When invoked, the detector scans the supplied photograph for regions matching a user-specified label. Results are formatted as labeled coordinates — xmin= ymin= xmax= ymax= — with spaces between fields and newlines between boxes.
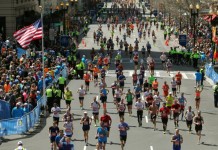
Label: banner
xmin=60 ymin=35 xmax=70 ymax=47
xmin=179 ymin=34 xmax=187 ymax=47
xmin=0 ymin=100 xmax=11 ymax=120
xmin=17 ymin=47 xmax=26 ymax=58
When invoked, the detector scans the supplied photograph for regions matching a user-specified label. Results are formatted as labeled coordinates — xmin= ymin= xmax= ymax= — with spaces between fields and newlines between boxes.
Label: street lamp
xmin=190 ymin=3 xmax=200 ymax=47
xmin=60 ymin=1 xmax=69 ymax=35
xmin=177 ymin=0 xmax=182 ymax=33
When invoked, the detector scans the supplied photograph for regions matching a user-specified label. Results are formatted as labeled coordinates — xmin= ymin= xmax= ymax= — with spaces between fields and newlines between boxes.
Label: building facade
xmin=0 ymin=0 xmax=38 ymax=39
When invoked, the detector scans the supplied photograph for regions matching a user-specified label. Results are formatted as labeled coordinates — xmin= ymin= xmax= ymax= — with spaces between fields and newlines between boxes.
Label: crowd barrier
xmin=0 ymin=66 xmax=68 ymax=137
xmin=0 ymin=100 xmax=11 ymax=120
xmin=205 ymin=63 xmax=218 ymax=84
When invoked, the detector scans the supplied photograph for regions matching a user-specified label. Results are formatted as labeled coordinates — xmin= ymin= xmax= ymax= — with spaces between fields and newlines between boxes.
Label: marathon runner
xmin=125 ymin=89 xmax=134 ymax=116
xmin=90 ymin=96 xmax=101 ymax=127
xmin=100 ymin=110 xmax=112 ymax=137
xmin=63 ymin=116 xmax=73 ymax=138
xmin=185 ymin=106 xmax=195 ymax=133
xmin=135 ymin=98 xmax=144 ymax=127
xmin=175 ymin=71 xmax=182 ymax=93
xmin=171 ymin=100 xmax=181 ymax=128
xmin=96 ymin=123 xmax=108 ymax=150
xmin=80 ymin=111 xmax=92 ymax=146
xmin=148 ymin=101 xmax=158 ymax=130
xmin=49 ymin=121 xmax=59 ymax=150
xmin=171 ymin=129 xmax=183 ymax=150
xmin=117 ymin=98 xmax=126 ymax=120
xmin=178 ymin=93 xmax=187 ymax=120
xmin=77 ymin=85 xmax=86 ymax=110
xmin=159 ymin=102 xmax=170 ymax=134
xmin=194 ymin=111 xmax=204 ymax=144
xmin=118 ymin=118 xmax=129 ymax=150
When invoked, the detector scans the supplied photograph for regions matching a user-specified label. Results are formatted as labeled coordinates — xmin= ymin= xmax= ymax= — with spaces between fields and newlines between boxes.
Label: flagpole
xmin=39 ymin=1 xmax=46 ymax=117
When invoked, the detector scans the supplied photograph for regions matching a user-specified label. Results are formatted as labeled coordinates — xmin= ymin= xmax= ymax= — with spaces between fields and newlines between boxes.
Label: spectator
xmin=12 ymin=102 xmax=24 ymax=118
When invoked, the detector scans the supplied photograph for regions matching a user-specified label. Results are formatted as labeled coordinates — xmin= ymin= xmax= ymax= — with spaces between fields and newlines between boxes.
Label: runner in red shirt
xmin=171 ymin=100 xmax=181 ymax=128
xmin=162 ymin=81 xmax=169 ymax=98
xmin=100 ymin=110 xmax=112 ymax=137
xmin=159 ymin=102 xmax=170 ymax=134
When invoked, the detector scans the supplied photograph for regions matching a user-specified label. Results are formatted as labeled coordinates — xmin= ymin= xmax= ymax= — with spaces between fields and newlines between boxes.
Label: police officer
xmin=192 ymin=51 xmax=200 ymax=68
xmin=55 ymin=86 xmax=62 ymax=108
xmin=213 ymin=82 xmax=218 ymax=107
xmin=15 ymin=141 xmax=27 ymax=150
xmin=57 ymin=74 xmax=66 ymax=98
xmin=46 ymin=86 xmax=54 ymax=113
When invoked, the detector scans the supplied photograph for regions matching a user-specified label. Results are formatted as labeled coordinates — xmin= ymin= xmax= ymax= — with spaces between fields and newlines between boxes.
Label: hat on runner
xmin=169 ymin=92 xmax=172 ymax=94
xmin=17 ymin=141 xmax=23 ymax=145
xmin=84 ymin=111 xmax=87 ymax=114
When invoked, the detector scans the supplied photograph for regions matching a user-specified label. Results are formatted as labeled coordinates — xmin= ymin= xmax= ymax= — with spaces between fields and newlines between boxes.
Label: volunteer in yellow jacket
xmin=64 ymin=87 xmax=73 ymax=109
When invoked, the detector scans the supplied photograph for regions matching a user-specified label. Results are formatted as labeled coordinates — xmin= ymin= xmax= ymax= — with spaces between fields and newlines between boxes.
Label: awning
xmin=203 ymin=14 xmax=218 ymax=22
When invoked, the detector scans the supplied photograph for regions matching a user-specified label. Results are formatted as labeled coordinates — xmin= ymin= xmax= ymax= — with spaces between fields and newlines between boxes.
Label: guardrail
xmin=0 ymin=66 xmax=68 ymax=137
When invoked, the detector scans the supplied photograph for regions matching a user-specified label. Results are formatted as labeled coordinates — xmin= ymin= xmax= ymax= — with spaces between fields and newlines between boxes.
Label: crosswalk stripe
xmin=156 ymin=71 xmax=160 ymax=77
xmin=182 ymin=73 xmax=188 ymax=79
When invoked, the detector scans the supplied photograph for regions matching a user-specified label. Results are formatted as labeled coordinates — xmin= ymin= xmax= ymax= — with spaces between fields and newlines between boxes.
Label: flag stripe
xmin=13 ymin=19 xmax=42 ymax=48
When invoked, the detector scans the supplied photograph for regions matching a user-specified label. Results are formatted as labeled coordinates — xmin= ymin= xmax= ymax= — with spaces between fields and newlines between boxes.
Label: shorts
xmin=173 ymin=145 xmax=181 ymax=150
xmin=93 ymin=112 xmax=99 ymax=116
xmin=53 ymin=117 xmax=59 ymax=123
xmin=173 ymin=112 xmax=180 ymax=119
xmin=119 ymin=82 xmax=124 ymax=87
xmin=120 ymin=135 xmax=127 ymax=141
xmin=127 ymin=101 xmax=133 ymax=106
xmin=176 ymin=81 xmax=181 ymax=85
xmin=195 ymin=125 xmax=202 ymax=132
xmin=150 ymin=66 xmax=154 ymax=70
xmin=65 ymin=100 xmax=72 ymax=105
xmin=82 ymin=125 xmax=90 ymax=131
xmin=150 ymin=114 xmax=157 ymax=120
xmin=50 ymin=136 xmax=56 ymax=143
xmin=142 ymin=52 xmax=145 ymax=55
xmin=94 ymin=75 xmax=98 ymax=79
xmin=147 ymin=103 xmax=152 ymax=108
xmin=195 ymin=98 xmax=200 ymax=102
xmin=119 ymin=111 xmax=125 ymax=117
xmin=79 ymin=97 xmax=84 ymax=101
xmin=161 ymin=117 xmax=168 ymax=124
xmin=153 ymin=88 xmax=158 ymax=92
xmin=100 ymin=96 xmax=107 ymax=103
xmin=186 ymin=120 xmax=192 ymax=126
xmin=65 ymin=134 xmax=73 ymax=138
xmin=129 ymin=52 xmax=133 ymax=55
xmin=85 ymin=81 xmax=90 ymax=86
xmin=135 ymin=93 xmax=140 ymax=99
xmin=98 ymin=139 xmax=107 ymax=144
xmin=167 ymin=106 xmax=172 ymax=110
xmin=116 ymin=97 xmax=121 ymax=103
xmin=134 ymin=61 xmax=138 ymax=65
xmin=172 ymin=88 xmax=176 ymax=92
xmin=161 ymin=61 xmax=165 ymax=64
xmin=180 ymin=105 xmax=185 ymax=110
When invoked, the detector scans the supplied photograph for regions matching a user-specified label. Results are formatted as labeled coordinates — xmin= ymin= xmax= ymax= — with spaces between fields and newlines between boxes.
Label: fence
xmin=0 ymin=65 xmax=68 ymax=137
xmin=205 ymin=63 xmax=218 ymax=84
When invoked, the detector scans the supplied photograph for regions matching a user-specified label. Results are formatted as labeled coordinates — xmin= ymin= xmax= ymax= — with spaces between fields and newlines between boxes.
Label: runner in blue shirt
xmin=195 ymin=70 xmax=202 ymax=87
xmin=118 ymin=72 xmax=126 ymax=91
xmin=96 ymin=123 xmax=108 ymax=150
xmin=118 ymin=118 xmax=129 ymax=150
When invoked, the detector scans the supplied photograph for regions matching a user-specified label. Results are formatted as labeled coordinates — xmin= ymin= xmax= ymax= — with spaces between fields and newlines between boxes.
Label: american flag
xmin=13 ymin=19 xmax=42 ymax=48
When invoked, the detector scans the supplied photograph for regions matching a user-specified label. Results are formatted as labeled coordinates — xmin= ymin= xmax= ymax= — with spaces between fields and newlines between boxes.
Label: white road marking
xmin=96 ymin=96 xmax=99 ymax=101
xmin=170 ymin=73 xmax=174 ymax=77
xmin=150 ymin=146 xmax=154 ymax=150
xmin=145 ymin=116 xmax=148 ymax=123
xmin=129 ymin=70 xmax=134 ymax=77
xmin=182 ymin=73 xmax=188 ymax=79
xmin=156 ymin=71 xmax=160 ymax=77
xmin=141 ymin=95 xmax=144 ymax=101
xmin=83 ymin=146 xmax=87 ymax=150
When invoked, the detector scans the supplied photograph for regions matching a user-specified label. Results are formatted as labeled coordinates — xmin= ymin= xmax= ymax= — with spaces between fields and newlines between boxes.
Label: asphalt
xmin=1 ymin=2 xmax=218 ymax=150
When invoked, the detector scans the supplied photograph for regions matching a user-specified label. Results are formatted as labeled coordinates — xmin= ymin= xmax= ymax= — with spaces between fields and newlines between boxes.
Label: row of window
xmin=16 ymin=0 xmax=35 ymax=4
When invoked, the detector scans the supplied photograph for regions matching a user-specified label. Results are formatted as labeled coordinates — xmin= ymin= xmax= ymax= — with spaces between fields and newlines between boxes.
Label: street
xmin=1 ymin=2 xmax=218 ymax=150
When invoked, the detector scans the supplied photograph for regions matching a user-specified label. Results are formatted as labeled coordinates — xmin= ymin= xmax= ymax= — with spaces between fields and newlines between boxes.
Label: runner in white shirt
xmin=160 ymin=52 xmax=167 ymax=69
xmin=51 ymin=103 xmax=61 ymax=126
xmin=117 ymin=99 xmax=126 ymax=120
xmin=77 ymin=85 xmax=86 ymax=110
xmin=185 ymin=106 xmax=195 ymax=133
xmin=153 ymin=91 xmax=163 ymax=109
xmin=135 ymin=98 xmax=144 ymax=127
xmin=171 ymin=77 xmax=177 ymax=97
xmin=114 ymin=86 xmax=123 ymax=106
xmin=90 ymin=96 xmax=101 ymax=127
xmin=63 ymin=116 xmax=74 ymax=138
